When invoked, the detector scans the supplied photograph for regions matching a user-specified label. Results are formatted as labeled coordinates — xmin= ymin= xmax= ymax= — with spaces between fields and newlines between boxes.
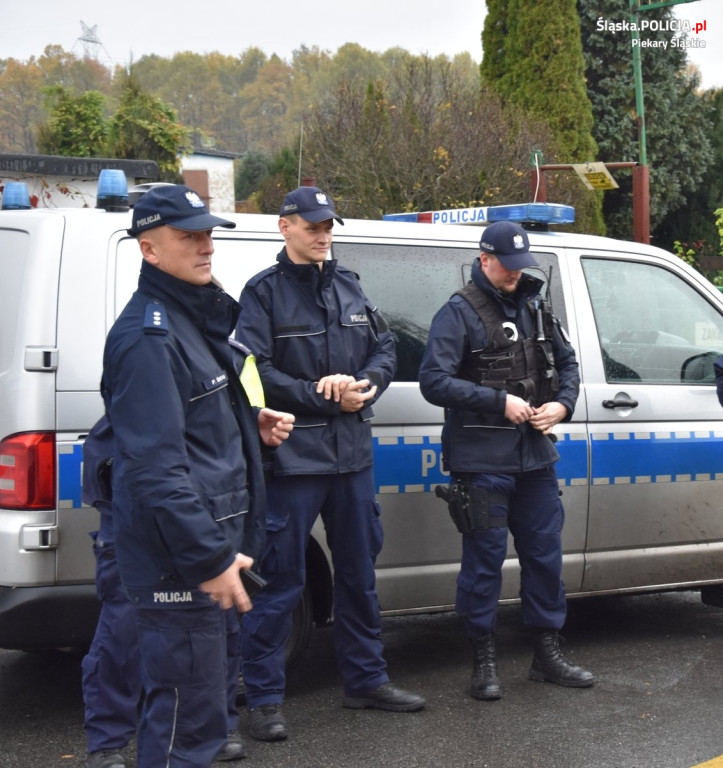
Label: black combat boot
xmin=470 ymin=632 xmax=502 ymax=700
xmin=529 ymin=630 xmax=594 ymax=688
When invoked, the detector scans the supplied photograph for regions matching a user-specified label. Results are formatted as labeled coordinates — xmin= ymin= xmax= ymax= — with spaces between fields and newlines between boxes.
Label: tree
xmin=299 ymin=56 xmax=555 ymax=219
xmin=235 ymin=149 xmax=270 ymax=200
xmin=130 ymin=52 xmax=233 ymax=151
xmin=105 ymin=70 xmax=189 ymax=179
xmin=238 ymin=55 xmax=296 ymax=156
xmin=252 ymin=146 xmax=300 ymax=214
xmin=656 ymin=87 xmax=723 ymax=265
xmin=482 ymin=0 xmax=604 ymax=234
xmin=578 ymin=0 xmax=713 ymax=243
xmin=0 ymin=57 xmax=45 ymax=152
xmin=36 ymin=85 xmax=108 ymax=156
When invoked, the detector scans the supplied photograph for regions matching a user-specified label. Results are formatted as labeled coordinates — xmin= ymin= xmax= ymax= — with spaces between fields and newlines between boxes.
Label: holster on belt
xmin=434 ymin=481 xmax=508 ymax=534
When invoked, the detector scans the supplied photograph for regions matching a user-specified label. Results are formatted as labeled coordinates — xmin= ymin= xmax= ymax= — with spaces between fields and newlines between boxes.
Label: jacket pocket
xmin=293 ymin=414 xmax=330 ymax=429
xmin=458 ymin=408 xmax=513 ymax=431
xmin=206 ymin=488 xmax=248 ymax=522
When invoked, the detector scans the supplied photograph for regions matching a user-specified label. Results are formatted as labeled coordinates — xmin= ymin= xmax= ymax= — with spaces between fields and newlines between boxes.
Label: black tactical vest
xmin=455 ymin=283 xmax=559 ymax=407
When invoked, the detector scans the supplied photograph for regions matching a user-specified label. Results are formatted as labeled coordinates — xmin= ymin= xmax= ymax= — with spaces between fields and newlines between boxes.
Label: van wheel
xmin=286 ymin=583 xmax=314 ymax=672
xmin=236 ymin=584 xmax=314 ymax=704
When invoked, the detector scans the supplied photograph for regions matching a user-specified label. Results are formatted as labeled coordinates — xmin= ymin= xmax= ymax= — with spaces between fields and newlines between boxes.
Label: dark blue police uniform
xmin=81 ymin=416 xmax=140 ymax=757
xmin=81 ymin=506 xmax=140 ymax=755
xmin=102 ymin=259 xmax=265 ymax=767
xmin=419 ymin=257 xmax=580 ymax=637
xmin=237 ymin=248 xmax=397 ymax=706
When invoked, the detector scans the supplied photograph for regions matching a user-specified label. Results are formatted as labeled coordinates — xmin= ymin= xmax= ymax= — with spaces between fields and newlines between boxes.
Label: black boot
xmin=529 ymin=630 xmax=594 ymax=688
xmin=470 ymin=632 xmax=502 ymax=700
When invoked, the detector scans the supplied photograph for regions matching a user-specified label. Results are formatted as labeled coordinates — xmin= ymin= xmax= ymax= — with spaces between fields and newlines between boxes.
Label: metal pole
xmin=297 ymin=124 xmax=304 ymax=188
xmin=629 ymin=0 xmax=647 ymax=167
xmin=628 ymin=0 xmax=701 ymax=242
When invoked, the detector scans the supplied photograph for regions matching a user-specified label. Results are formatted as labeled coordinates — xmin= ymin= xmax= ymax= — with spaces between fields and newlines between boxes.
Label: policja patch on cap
xmin=479 ymin=220 xmax=539 ymax=271
xmin=127 ymin=184 xmax=236 ymax=236
xmin=279 ymin=186 xmax=344 ymax=225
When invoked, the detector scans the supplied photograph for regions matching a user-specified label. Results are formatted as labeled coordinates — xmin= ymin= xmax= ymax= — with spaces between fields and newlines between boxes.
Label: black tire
xmin=285 ymin=583 xmax=314 ymax=672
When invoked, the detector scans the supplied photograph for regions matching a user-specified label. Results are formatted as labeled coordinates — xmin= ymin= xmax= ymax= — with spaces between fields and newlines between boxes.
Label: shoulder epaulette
xmin=143 ymin=302 xmax=169 ymax=335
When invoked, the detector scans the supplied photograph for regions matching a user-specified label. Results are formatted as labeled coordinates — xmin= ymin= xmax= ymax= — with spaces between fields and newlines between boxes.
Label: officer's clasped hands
xmin=504 ymin=393 xmax=534 ymax=424
xmin=529 ymin=401 xmax=567 ymax=435
xmin=317 ymin=375 xmax=377 ymax=412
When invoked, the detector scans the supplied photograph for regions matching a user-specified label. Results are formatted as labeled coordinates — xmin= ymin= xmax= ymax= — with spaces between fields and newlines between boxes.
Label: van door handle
xmin=602 ymin=392 xmax=639 ymax=409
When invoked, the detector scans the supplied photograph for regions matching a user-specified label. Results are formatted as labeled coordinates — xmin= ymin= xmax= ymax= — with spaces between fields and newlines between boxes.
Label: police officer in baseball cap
xmin=99 ymin=183 xmax=294 ymax=768
xmin=420 ymin=217 xmax=592 ymax=703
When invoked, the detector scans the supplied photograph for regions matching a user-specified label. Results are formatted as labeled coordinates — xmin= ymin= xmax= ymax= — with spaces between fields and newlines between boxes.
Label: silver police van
xmin=2 ymin=180 xmax=723 ymax=665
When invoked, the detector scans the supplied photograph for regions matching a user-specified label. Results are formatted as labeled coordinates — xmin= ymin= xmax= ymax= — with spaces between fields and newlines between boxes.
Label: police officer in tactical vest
xmin=419 ymin=220 xmax=593 ymax=701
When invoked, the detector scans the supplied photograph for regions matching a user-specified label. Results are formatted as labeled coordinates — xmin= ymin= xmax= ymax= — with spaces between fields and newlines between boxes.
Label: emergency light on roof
xmin=382 ymin=202 xmax=574 ymax=227
xmin=1 ymin=181 xmax=31 ymax=210
xmin=96 ymin=169 xmax=129 ymax=212
xmin=487 ymin=203 xmax=575 ymax=225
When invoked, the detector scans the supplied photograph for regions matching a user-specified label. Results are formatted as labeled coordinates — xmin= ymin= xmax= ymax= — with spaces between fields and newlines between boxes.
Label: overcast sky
xmin=0 ymin=0 xmax=720 ymax=89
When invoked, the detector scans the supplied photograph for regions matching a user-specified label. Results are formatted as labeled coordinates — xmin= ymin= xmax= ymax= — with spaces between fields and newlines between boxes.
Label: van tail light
xmin=0 ymin=432 xmax=56 ymax=510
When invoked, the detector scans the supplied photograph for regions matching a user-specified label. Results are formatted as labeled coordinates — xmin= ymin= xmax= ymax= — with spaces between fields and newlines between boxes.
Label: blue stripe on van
xmin=58 ymin=443 xmax=83 ymax=508
xmin=371 ymin=430 xmax=723 ymax=494
xmin=590 ymin=430 xmax=723 ymax=484
xmin=372 ymin=433 xmax=588 ymax=493
xmin=58 ymin=430 xmax=723 ymax=504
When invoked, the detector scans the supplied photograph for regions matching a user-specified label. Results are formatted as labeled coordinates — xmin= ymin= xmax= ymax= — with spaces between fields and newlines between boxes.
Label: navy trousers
xmin=455 ymin=466 xmax=567 ymax=639
xmin=241 ymin=468 xmax=388 ymax=707
xmin=134 ymin=601 xmax=238 ymax=768
xmin=81 ymin=530 xmax=140 ymax=753
xmin=81 ymin=515 xmax=241 ymax=765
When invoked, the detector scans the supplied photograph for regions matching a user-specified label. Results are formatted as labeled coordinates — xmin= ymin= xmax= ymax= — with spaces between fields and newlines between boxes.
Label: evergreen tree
xmin=578 ymin=0 xmax=713 ymax=244
xmin=482 ymin=0 xmax=604 ymax=234
xmin=236 ymin=149 xmax=270 ymax=201
xmin=36 ymin=85 xmax=108 ymax=157
xmin=105 ymin=70 xmax=189 ymax=179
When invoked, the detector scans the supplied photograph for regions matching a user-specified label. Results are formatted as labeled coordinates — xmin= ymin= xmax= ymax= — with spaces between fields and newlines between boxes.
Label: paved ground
xmin=1 ymin=590 xmax=722 ymax=768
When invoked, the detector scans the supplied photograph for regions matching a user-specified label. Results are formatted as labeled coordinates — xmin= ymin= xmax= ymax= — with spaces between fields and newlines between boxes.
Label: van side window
xmin=333 ymin=243 xmax=474 ymax=381
xmin=582 ymin=257 xmax=723 ymax=384
xmin=333 ymin=244 xmax=566 ymax=382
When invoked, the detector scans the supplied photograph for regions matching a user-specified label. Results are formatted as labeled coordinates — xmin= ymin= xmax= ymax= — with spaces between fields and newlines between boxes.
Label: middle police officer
xmin=419 ymin=220 xmax=594 ymax=701
xmin=237 ymin=186 xmax=425 ymax=744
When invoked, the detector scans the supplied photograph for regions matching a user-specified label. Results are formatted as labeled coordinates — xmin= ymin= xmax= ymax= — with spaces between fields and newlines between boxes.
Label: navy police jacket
xmin=101 ymin=260 xmax=266 ymax=595
xmin=237 ymin=249 xmax=396 ymax=475
xmin=419 ymin=258 xmax=580 ymax=474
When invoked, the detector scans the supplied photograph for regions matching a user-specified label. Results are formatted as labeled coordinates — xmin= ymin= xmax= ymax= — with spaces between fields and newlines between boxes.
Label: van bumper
xmin=0 ymin=585 xmax=99 ymax=652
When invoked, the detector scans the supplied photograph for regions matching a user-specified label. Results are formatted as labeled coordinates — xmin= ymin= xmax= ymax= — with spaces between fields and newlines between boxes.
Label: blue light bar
xmin=96 ymin=169 xmax=129 ymax=211
xmin=486 ymin=203 xmax=575 ymax=225
xmin=382 ymin=212 xmax=422 ymax=223
xmin=1 ymin=181 xmax=31 ymax=210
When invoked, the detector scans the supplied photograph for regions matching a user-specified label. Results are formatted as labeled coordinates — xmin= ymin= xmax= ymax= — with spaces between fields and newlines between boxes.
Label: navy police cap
xmin=128 ymin=184 xmax=235 ymax=236
xmin=479 ymin=220 xmax=539 ymax=271
xmin=279 ymin=186 xmax=344 ymax=225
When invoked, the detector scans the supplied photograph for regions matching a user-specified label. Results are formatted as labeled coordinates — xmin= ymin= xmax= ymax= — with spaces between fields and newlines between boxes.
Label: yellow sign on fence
xmin=572 ymin=162 xmax=619 ymax=191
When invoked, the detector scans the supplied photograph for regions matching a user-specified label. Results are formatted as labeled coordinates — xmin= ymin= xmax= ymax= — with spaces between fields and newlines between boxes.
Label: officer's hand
xmin=504 ymin=394 xmax=534 ymax=425
xmin=258 ymin=408 xmax=295 ymax=447
xmin=316 ymin=374 xmax=356 ymax=402
xmin=529 ymin=401 xmax=567 ymax=434
xmin=199 ymin=553 xmax=255 ymax=612
xmin=340 ymin=379 xmax=377 ymax=413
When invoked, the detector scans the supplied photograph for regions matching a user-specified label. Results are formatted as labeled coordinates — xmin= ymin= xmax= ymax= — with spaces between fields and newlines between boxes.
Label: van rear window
xmin=0 ymin=230 xmax=29 ymax=375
